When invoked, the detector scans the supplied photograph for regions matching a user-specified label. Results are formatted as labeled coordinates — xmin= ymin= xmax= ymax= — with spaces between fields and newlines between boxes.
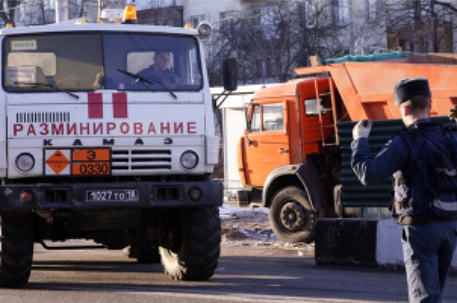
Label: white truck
xmin=0 ymin=6 xmax=233 ymax=287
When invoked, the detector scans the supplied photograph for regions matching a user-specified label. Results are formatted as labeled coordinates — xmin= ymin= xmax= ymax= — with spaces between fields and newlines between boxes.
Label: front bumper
xmin=0 ymin=180 xmax=223 ymax=210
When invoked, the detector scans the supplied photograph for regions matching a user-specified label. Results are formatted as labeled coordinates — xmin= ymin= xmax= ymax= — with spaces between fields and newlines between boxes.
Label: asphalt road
xmin=0 ymin=241 xmax=455 ymax=303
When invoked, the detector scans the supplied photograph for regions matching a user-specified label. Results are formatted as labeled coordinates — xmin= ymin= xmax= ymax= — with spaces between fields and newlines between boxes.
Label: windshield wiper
xmin=14 ymin=82 xmax=79 ymax=99
xmin=117 ymin=69 xmax=177 ymax=99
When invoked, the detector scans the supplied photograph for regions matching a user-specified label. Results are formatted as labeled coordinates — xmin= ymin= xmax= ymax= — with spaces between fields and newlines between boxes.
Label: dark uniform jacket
xmin=351 ymin=118 xmax=457 ymax=223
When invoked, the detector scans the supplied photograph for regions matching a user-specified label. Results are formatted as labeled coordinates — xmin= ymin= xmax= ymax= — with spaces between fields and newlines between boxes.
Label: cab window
xmin=305 ymin=93 xmax=330 ymax=116
xmin=263 ymin=104 xmax=284 ymax=131
xmin=249 ymin=103 xmax=284 ymax=132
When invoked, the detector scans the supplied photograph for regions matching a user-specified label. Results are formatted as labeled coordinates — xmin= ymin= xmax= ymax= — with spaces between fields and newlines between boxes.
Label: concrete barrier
xmin=315 ymin=218 xmax=457 ymax=271
xmin=315 ymin=219 xmax=378 ymax=266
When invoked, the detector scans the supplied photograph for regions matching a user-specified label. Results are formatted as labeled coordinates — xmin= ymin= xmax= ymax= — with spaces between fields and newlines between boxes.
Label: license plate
xmin=86 ymin=189 xmax=139 ymax=202
xmin=72 ymin=148 xmax=111 ymax=176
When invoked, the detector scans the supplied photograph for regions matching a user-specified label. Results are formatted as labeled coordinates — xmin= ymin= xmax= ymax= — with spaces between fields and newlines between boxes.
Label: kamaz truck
xmin=0 ymin=6 xmax=232 ymax=287
xmin=237 ymin=52 xmax=457 ymax=244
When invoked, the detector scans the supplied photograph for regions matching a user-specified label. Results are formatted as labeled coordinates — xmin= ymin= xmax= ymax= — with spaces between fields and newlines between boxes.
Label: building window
xmin=250 ymin=6 xmax=279 ymax=40
xmin=333 ymin=0 xmax=349 ymax=25
xmin=190 ymin=15 xmax=205 ymax=28
xmin=219 ymin=11 xmax=237 ymax=34
xmin=305 ymin=2 xmax=317 ymax=28
xmin=298 ymin=2 xmax=318 ymax=28
xmin=252 ymin=7 xmax=262 ymax=27
xmin=252 ymin=6 xmax=277 ymax=27
xmin=367 ymin=0 xmax=377 ymax=21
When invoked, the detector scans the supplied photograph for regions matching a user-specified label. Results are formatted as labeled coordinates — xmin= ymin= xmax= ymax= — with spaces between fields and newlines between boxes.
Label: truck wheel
xmin=0 ymin=212 xmax=35 ymax=288
xmin=269 ymin=186 xmax=317 ymax=243
xmin=158 ymin=206 xmax=220 ymax=281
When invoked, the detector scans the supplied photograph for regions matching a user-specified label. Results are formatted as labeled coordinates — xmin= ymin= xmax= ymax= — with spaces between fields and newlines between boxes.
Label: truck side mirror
xmin=223 ymin=58 xmax=238 ymax=91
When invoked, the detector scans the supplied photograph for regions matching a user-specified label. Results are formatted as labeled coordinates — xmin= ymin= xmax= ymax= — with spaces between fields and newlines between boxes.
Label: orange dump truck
xmin=237 ymin=53 xmax=457 ymax=243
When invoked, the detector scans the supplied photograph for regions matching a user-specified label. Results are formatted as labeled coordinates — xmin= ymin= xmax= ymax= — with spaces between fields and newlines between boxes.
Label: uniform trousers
xmin=402 ymin=220 xmax=457 ymax=303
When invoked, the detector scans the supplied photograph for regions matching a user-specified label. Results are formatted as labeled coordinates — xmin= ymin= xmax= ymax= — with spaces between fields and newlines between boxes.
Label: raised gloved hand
xmin=449 ymin=105 xmax=457 ymax=122
xmin=352 ymin=119 xmax=373 ymax=140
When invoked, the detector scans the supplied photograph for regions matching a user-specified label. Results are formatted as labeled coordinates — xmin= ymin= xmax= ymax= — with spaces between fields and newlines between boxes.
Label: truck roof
xmin=0 ymin=22 xmax=199 ymax=36
xmin=250 ymin=79 xmax=302 ymax=102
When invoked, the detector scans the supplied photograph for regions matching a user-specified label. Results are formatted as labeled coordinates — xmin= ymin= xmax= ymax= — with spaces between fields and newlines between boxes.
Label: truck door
xmin=242 ymin=101 xmax=290 ymax=187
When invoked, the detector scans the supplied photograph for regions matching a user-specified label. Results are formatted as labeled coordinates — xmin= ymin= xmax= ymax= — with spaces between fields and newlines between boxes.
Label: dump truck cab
xmin=238 ymin=78 xmax=336 ymax=188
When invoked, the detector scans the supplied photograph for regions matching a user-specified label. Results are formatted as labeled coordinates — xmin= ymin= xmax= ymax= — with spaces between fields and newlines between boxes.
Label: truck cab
xmin=238 ymin=78 xmax=337 ymax=188
xmin=238 ymin=77 xmax=342 ymax=243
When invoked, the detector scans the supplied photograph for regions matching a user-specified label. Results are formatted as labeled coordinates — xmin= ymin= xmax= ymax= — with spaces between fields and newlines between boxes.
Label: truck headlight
xmin=180 ymin=150 xmax=198 ymax=170
xmin=16 ymin=153 xmax=35 ymax=172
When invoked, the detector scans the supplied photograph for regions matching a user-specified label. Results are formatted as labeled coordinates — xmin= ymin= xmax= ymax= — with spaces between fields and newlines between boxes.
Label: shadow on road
xmin=24 ymin=249 xmax=427 ymax=303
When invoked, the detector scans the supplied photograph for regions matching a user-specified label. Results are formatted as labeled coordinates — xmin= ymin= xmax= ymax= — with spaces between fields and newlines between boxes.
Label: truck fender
xmin=262 ymin=164 xmax=321 ymax=212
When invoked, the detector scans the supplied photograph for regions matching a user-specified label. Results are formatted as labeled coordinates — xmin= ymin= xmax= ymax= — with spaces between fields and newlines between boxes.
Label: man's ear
xmin=400 ymin=105 xmax=410 ymax=116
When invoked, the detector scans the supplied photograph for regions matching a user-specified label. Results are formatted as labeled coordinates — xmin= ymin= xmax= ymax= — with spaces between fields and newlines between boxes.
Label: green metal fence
xmin=338 ymin=116 xmax=454 ymax=210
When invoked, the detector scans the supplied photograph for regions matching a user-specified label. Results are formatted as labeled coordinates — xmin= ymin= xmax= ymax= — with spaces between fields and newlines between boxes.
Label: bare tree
xmin=206 ymin=0 xmax=352 ymax=87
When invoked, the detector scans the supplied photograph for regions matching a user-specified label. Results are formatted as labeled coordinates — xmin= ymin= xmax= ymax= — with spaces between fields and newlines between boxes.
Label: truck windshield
xmin=3 ymin=32 xmax=202 ymax=93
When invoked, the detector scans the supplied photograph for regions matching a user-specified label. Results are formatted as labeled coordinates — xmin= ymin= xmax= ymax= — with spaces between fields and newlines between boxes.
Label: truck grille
xmin=111 ymin=149 xmax=172 ymax=172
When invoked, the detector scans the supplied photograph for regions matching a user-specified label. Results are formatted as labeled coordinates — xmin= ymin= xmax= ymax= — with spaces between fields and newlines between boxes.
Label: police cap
xmin=394 ymin=77 xmax=431 ymax=106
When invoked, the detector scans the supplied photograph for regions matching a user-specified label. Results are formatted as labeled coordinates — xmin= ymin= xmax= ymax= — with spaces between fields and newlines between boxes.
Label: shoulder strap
xmin=417 ymin=122 xmax=457 ymax=167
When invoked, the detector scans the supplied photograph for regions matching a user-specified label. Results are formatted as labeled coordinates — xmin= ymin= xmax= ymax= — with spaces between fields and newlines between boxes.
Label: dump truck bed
xmin=294 ymin=53 xmax=457 ymax=121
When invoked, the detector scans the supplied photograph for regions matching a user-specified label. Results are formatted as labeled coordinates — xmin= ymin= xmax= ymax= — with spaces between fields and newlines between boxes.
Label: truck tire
xmin=0 ymin=212 xmax=34 ymax=288
xmin=158 ymin=206 xmax=220 ymax=281
xmin=269 ymin=186 xmax=317 ymax=243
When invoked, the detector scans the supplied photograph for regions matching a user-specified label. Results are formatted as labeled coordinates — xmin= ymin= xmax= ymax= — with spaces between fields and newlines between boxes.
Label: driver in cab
xmin=137 ymin=50 xmax=180 ymax=87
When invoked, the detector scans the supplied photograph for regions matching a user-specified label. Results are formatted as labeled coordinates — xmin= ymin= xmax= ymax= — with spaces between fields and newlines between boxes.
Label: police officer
xmin=351 ymin=77 xmax=457 ymax=303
